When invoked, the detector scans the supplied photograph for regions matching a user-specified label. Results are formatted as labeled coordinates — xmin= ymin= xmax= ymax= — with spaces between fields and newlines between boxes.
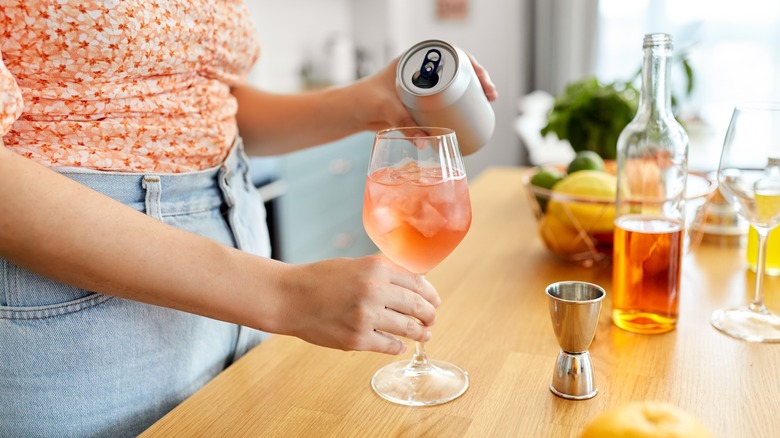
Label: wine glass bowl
xmin=363 ymin=127 xmax=472 ymax=406
xmin=712 ymin=104 xmax=780 ymax=342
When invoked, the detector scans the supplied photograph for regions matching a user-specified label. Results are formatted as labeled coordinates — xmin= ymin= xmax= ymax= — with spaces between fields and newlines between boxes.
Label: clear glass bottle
xmin=612 ymin=33 xmax=689 ymax=334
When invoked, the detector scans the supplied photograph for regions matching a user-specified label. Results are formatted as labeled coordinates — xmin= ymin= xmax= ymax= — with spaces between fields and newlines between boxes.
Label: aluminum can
xmin=396 ymin=39 xmax=495 ymax=156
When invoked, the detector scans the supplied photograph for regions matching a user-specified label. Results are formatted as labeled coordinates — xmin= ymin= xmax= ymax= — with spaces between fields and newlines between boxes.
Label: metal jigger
xmin=546 ymin=281 xmax=605 ymax=400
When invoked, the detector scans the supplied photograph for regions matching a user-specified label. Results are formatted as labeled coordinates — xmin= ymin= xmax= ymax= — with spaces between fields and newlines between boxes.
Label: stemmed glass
xmin=712 ymin=104 xmax=780 ymax=342
xmin=363 ymin=127 xmax=472 ymax=405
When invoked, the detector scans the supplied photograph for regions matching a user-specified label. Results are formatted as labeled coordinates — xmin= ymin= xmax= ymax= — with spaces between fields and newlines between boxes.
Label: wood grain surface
xmin=141 ymin=167 xmax=780 ymax=438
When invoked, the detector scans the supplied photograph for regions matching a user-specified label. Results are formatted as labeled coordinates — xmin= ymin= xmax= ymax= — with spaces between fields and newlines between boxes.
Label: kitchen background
xmin=240 ymin=0 xmax=780 ymax=263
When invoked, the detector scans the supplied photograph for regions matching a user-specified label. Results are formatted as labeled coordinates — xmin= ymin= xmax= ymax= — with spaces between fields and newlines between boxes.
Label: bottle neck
xmin=638 ymin=41 xmax=674 ymax=119
xmin=767 ymin=157 xmax=780 ymax=178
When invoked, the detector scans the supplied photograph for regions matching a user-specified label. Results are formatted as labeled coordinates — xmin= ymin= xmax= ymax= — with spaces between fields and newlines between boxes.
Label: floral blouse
xmin=0 ymin=0 xmax=259 ymax=172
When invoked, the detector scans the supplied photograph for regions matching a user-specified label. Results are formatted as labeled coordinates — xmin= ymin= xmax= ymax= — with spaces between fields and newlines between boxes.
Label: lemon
xmin=548 ymin=170 xmax=616 ymax=233
xmin=580 ymin=401 xmax=713 ymax=438
xmin=567 ymin=150 xmax=605 ymax=174
xmin=539 ymin=212 xmax=591 ymax=257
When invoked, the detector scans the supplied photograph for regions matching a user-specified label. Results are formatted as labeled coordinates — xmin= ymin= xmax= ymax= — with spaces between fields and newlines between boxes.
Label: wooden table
xmin=142 ymin=167 xmax=780 ymax=437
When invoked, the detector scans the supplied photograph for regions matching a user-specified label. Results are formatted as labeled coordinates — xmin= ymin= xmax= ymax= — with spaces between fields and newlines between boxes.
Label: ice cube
xmin=401 ymin=162 xmax=422 ymax=182
xmin=445 ymin=204 xmax=472 ymax=231
xmin=428 ymin=180 xmax=457 ymax=204
xmin=371 ymin=206 xmax=400 ymax=235
xmin=406 ymin=201 xmax=448 ymax=238
xmin=393 ymin=184 xmax=422 ymax=217
xmin=367 ymin=180 xmax=402 ymax=209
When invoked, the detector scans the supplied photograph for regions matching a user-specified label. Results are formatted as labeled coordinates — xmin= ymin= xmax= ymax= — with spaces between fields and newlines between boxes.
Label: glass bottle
xmin=612 ymin=33 xmax=689 ymax=334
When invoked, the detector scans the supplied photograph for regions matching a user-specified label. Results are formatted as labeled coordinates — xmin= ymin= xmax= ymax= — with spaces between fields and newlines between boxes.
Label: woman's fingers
xmin=467 ymin=52 xmax=498 ymax=102
xmin=382 ymin=282 xmax=437 ymax=328
xmin=275 ymin=256 xmax=440 ymax=355
xmin=386 ymin=268 xmax=440 ymax=309
xmin=375 ymin=307 xmax=433 ymax=343
xmin=371 ymin=330 xmax=408 ymax=355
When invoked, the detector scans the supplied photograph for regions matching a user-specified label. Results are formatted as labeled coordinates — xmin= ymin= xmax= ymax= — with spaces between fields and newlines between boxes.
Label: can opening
xmin=411 ymin=49 xmax=441 ymax=89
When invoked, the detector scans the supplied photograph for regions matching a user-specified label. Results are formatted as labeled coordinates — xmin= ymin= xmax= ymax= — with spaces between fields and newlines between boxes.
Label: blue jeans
xmin=0 ymin=139 xmax=271 ymax=437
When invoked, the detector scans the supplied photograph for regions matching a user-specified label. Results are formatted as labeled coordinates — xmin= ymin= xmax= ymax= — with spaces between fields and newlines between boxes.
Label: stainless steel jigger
xmin=546 ymin=281 xmax=605 ymax=400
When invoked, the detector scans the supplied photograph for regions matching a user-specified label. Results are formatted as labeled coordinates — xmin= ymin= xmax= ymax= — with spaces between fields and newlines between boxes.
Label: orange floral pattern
xmin=0 ymin=0 xmax=259 ymax=172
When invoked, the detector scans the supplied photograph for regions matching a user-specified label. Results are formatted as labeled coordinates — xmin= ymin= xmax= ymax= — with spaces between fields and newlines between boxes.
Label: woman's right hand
xmin=350 ymin=52 xmax=498 ymax=134
xmin=273 ymin=255 xmax=440 ymax=355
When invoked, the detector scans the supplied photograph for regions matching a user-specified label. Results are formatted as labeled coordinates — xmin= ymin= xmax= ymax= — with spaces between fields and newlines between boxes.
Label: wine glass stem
xmin=408 ymin=341 xmax=431 ymax=371
xmin=408 ymin=274 xmax=432 ymax=372
xmin=752 ymin=228 xmax=770 ymax=314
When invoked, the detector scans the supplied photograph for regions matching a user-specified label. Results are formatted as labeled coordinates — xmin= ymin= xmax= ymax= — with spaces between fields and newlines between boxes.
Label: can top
xmin=397 ymin=40 xmax=459 ymax=96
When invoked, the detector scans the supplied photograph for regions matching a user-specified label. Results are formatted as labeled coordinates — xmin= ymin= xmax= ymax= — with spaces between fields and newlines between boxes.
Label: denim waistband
xmin=55 ymin=138 xmax=253 ymax=217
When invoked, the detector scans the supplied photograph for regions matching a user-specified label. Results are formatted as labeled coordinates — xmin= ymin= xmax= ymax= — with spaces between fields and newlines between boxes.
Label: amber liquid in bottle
xmin=612 ymin=216 xmax=684 ymax=333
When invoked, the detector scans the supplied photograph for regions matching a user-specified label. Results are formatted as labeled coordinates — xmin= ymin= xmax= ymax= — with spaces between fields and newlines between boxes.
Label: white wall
xmin=384 ymin=0 xmax=530 ymax=176
xmin=244 ymin=0 xmax=353 ymax=92
xmin=245 ymin=0 xmax=530 ymax=176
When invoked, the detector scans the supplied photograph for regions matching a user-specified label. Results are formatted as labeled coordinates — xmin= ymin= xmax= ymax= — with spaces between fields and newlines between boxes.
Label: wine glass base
xmin=711 ymin=307 xmax=780 ymax=342
xmin=371 ymin=359 xmax=469 ymax=406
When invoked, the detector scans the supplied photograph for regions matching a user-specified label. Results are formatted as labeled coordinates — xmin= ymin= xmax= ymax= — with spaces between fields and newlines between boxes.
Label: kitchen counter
xmin=142 ymin=167 xmax=780 ymax=437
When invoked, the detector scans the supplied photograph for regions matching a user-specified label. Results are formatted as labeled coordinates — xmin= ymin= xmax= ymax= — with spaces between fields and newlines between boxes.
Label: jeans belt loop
xmin=218 ymin=164 xmax=236 ymax=207
xmin=142 ymin=176 xmax=163 ymax=221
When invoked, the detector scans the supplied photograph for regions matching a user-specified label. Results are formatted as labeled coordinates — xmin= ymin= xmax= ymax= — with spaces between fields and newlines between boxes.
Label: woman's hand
xmin=234 ymin=51 xmax=496 ymax=155
xmin=351 ymin=52 xmax=498 ymax=133
xmin=273 ymin=255 xmax=440 ymax=355
xmin=467 ymin=52 xmax=499 ymax=101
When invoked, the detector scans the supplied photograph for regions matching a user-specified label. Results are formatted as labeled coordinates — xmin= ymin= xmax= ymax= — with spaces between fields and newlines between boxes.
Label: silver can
xmin=396 ymin=39 xmax=495 ymax=156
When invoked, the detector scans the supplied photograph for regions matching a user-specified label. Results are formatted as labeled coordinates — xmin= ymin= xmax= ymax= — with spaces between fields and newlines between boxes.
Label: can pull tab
xmin=411 ymin=49 xmax=441 ymax=89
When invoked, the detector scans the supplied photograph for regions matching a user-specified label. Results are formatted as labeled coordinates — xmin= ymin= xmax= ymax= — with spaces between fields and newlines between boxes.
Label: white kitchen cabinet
xmin=274 ymin=132 xmax=377 ymax=263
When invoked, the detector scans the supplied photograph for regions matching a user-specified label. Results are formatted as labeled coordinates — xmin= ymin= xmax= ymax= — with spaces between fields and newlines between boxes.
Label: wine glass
xmin=712 ymin=104 xmax=780 ymax=342
xmin=362 ymin=127 xmax=472 ymax=405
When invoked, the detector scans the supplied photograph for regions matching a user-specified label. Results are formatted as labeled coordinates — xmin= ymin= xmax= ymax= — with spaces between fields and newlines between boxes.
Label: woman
xmin=0 ymin=1 xmax=497 ymax=436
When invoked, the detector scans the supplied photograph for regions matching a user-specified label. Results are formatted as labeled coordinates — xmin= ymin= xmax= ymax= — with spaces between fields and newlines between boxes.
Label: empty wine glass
xmin=362 ymin=127 xmax=472 ymax=405
xmin=712 ymin=104 xmax=780 ymax=342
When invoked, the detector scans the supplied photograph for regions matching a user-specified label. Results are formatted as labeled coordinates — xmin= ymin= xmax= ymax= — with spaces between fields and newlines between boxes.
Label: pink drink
xmin=363 ymin=164 xmax=471 ymax=274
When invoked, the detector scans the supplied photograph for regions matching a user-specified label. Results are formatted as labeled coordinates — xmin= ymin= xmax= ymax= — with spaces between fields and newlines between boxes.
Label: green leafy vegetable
xmin=541 ymin=48 xmax=695 ymax=160
xmin=540 ymin=78 xmax=637 ymax=160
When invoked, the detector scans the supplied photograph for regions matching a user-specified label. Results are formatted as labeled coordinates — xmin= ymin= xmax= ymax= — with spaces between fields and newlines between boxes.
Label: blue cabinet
xmin=274 ymin=132 xmax=377 ymax=263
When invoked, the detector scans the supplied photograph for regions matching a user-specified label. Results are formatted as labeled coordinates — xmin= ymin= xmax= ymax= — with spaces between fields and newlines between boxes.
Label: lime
xmin=530 ymin=168 xmax=564 ymax=189
xmin=529 ymin=168 xmax=564 ymax=213
xmin=567 ymin=150 xmax=605 ymax=174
